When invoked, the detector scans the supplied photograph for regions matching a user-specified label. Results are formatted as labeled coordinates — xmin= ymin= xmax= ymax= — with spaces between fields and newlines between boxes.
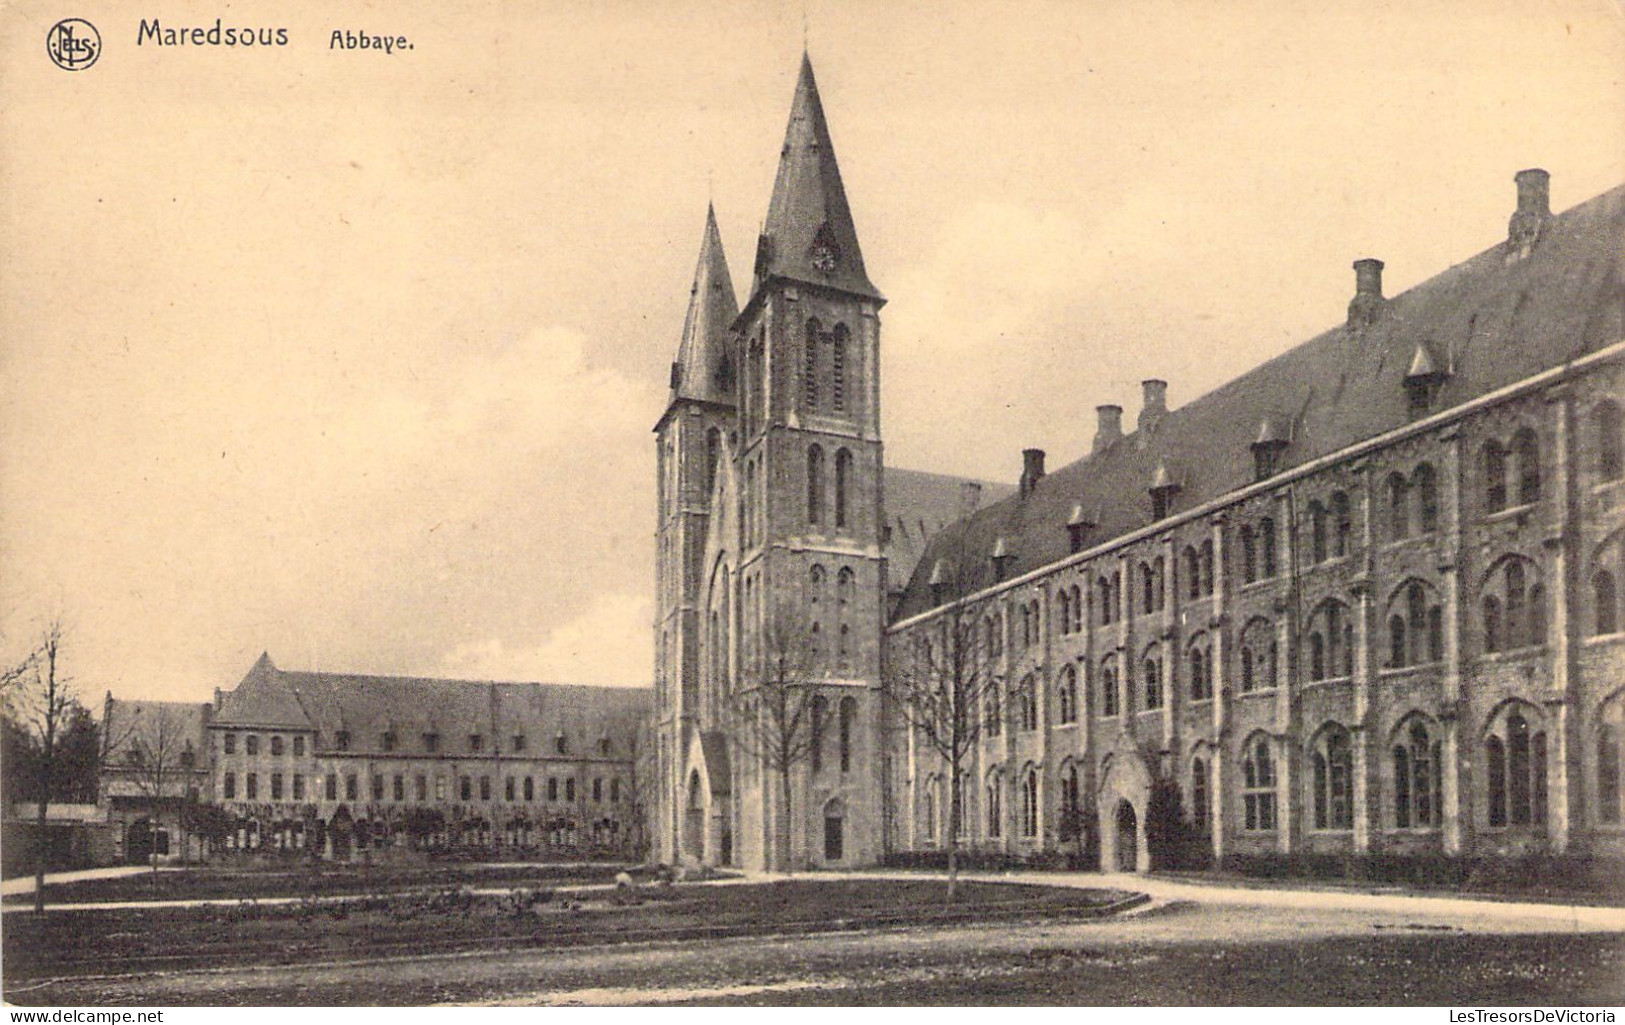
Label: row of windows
xmin=221 ymin=730 xmax=612 ymax=757
xmin=221 ymin=770 xmax=621 ymax=805
xmin=933 ymin=712 xmax=1560 ymax=844
xmin=967 ymin=400 xmax=1625 ymax=596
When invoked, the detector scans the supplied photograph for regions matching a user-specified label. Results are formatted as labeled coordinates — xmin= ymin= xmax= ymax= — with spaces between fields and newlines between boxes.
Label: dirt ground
xmin=6 ymin=888 xmax=1621 ymax=1006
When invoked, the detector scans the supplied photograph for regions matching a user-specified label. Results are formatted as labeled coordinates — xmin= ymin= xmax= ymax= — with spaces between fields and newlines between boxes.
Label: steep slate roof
xmin=748 ymin=53 xmax=883 ymax=304
xmin=212 ymin=654 xmax=652 ymax=756
xmin=895 ymin=181 xmax=1625 ymax=621
xmin=103 ymin=699 xmax=211 ymax=759
xmin=668 ymin=204 xmax=740 ymax=409
xmin=884 ymin=467 xmax=1016 ymax=590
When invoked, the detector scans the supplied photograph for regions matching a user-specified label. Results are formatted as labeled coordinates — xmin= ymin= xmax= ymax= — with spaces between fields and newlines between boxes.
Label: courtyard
xmin=2 ymin=866 xmax=1620 ymax=1006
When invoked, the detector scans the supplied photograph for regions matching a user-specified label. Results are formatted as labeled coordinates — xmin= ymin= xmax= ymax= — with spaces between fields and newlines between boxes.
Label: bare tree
xmin=621 ymin=722 xmax=656 ymax=862
xmin=118 ymin=704 xmax=195 ymax=876
xmin=5 ymin=619 xmax=75 ymax=914
xmin=883 ymin=555 xmax=1021 ymax=897
xmin=727 ymin=607 xmax=832 ymax=873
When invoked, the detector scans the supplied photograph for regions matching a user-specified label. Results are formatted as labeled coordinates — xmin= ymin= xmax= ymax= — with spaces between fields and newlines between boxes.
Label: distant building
xmin=652 ymin=54 xmax=1625 ymax=873
xmin=202 ymin=654 xmax=652 ymax=859
xmin=98 ymin=695 xmax=212 ymax=863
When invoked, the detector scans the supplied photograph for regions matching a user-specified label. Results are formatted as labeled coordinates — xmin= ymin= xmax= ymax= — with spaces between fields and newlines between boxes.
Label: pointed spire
xmin=752 ymin=54 xmax=883 ymax=303
xmin=669 ymin=204 xmax=740 ymax=407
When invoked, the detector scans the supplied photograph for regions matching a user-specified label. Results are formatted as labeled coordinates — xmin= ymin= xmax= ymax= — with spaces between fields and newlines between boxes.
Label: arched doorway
xmin=684 ymin=769 xmax=706 ymax=863
xmin=125 ymin=819 xmax=155 ymax=865
xmin=823 ymin=798 xmax=846 ymax=863
xmin=1114 ymin=799 xmax=1138 ymax=872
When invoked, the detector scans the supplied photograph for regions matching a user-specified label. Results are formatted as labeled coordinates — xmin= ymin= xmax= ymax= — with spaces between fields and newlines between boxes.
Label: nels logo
xmin=46 ymin=18 xmax=100 ymax=71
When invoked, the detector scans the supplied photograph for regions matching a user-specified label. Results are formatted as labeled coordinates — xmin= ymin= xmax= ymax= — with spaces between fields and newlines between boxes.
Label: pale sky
xmin=2 ymin=0 xmax=1621 ymax=703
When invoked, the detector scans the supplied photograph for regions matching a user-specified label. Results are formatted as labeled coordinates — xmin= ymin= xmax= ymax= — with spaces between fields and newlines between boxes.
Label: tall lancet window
xmin=807 ymin=444 xmax=825 ymax=525
xmin=804 ymin=318 xmax=822 ymax=412
xmin=832 ymin=324 xmax=849 ymax=413
xmin=835 ymin=449 xmax=852 ymax=529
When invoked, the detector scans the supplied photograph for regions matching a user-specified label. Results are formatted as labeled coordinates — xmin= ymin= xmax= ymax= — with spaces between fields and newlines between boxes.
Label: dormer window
xmin=928 ymin=558 xmax=952 ymax=606
xmin=469 ymin=733 xmax=484 ymax=753
xmin=1149 ymin=460 xmax=1181 ymax=521
xmin=335 ymin=731 xmax=350 ymax=752
xmin=1404 ymin=343 xmax=1449 ymax=419
xmin=1251 ymin=417 xmax=1290 ymax=481
xmin=991 ymin=537 xmax=1011 ymax=582
xmin=512 ymin=734 xmax=526 ymax=753
xmin=381 ymin=731 xmax=396 ymax=752
xmin=555 ymin=733 xmax=569 ymax=755
xmin=1067 ymin=504 xmax=1095 ymax=554
xmin=422 ymin=732 xmax=439 ymax=753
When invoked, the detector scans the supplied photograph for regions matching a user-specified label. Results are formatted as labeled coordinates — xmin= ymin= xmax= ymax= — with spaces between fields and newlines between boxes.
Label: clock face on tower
xmin=810 ymin=242 xmax=839 ymax=273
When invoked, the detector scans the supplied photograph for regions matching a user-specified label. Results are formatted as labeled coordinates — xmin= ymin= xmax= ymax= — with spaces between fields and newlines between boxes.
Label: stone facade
xmin=200 ymin=654 xmax=651 ymax=859
xmin=651 ymin=56 xmax=1624 ymax=874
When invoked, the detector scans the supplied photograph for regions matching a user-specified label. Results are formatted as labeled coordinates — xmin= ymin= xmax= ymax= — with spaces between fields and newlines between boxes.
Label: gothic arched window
xmin=1310 ymin=501 xmax=1328 ymax=563
xmin=1595 ymin=570 xmax=1619 ymax=636
xmin=1393 ymin=719 xmax=1440 ymax=828
xmin=1599 ymin=700 xmax=1623 ymax=825
xmin=1311 ymin=726 xmax=1353 ymax=830
xmin=1021 ymin=767 xmax=1039 ymax=838
xmin=1596 ymin=399 xmax=1624 ymax=481
xmin=1100 ymin=656 xmax=1120 ymax=718
xmin=1414 ymin=463 xmax=1439 ymax=533
xmin=831 ymin=324 xmax=849 ymax=413
xmin=1057 ymin=665 xmax=1078 ymax=725
xmin=803 ymin=317 xmax=821 ymax=412
xmin=1142 ymin=647 xmax=1163 ymax=710
xmin=839 ymin=697 xmax=856 ymax=772
xmin=810 ymin=694 xmax=828 ymax=773
xmin=1514 ymin=427 xmax=1542 ymax=505
xmin=834 ymin=448 xmax=852 ymax=529
xmin=1388 ymin=472 xmax=1410 ymax=540
xmin=806 ymin=444 xmax=825 ymax=525
xmin=1242 ymin=736 xmax=1276 ymax=831
xmin=1486 ymin=705 xmax=1547 ymax=828
xmin=1332 ymin=490 xmax=1352 ymax=557
xmin=1485 ymin=440 xmax=1507 ymax=513
xmin=1191 ymin=756 xmax=1209 ymax=834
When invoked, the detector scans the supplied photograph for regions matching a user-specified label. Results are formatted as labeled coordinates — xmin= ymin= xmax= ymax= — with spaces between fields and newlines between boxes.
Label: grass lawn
xmin=2 ymin=879 xmax=1135 ymax=995
xmin=676 ymin=930 xmax=1625 ymax=1006
xmin=1 ymin=860 xmax=640 ymax=905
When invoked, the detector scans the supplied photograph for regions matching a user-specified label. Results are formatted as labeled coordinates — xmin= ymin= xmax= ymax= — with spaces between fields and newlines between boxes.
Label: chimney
xmin=959 ymin=481 xmax=983 ymax=519
xmin=1138 ymin=379 xmax=1168 ymax=433
xmin=1347 ymin=258 xmax=1385 ymax=330
xmin=1020 ymin=448 xmax=1046 ymax=498
xmin=1508 ymin=168 xmax=1552 ymax=258
xmin=1093 ymin=404 xmax=1123 ymax=454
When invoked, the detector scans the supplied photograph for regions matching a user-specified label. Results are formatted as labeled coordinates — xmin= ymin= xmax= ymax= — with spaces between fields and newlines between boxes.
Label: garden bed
xmin=2 ymin=879 xmax=1137 ymax=984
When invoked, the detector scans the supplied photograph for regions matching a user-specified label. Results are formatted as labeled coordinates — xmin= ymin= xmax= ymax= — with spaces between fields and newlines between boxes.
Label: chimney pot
xmin=1138 ymin=379 xmax=1168 ymax=432
xmin=1508 ymin=168 xmax=1552 ymax=258
xmin=1515 ymin=168 xmax=1551 ymax=215
xmin=1093 ymin=404 xmax=1124 ymax=454
xmin=1353 ymin=258 xmax=1384 ymax=297
xmin=1020 ymin=448 xmax=1046 ymax=498
xmin=1347 ymin=259 xmax=1386 ymax=330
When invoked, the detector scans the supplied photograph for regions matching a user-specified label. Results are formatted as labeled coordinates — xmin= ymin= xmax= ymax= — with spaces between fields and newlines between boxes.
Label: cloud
xmin=435 ymin=590 xmax=652 ymax=688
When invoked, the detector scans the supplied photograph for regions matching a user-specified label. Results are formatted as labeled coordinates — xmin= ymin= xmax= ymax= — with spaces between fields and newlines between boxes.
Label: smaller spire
xmin=667 ymin=205 xmax=740 ymax=409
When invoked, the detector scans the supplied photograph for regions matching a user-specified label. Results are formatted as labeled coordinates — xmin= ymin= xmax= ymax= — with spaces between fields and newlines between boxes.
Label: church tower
xmin=652 ymin=204 xmax=739 ymax=866
xmin=730 ymin=53 xmax=887 ymax=869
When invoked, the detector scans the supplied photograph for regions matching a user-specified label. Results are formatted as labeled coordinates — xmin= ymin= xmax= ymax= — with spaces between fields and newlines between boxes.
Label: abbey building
xmin=653 ymin=54 xmax=1625 ymax=873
